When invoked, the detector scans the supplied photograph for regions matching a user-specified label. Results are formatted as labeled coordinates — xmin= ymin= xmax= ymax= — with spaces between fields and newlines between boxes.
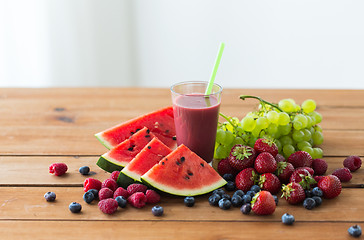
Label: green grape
xmin=292 ymin=130 xmax=304 ymax=142
xmin=278 ymin=99 xmax=296 ymax=113
xmin=297 ymin=141 xmax=311 ymax=150
xmin=302 ymin=128 xmax=312 ymax=142
xmin=256 ymin=117 xmax=269 ymax=129
xmin=309 ymin=111 xmax=323 ymax=124
xmin=251 ymin=127 xmax=262 ymax=138
xmin=224 ymin=122 xmax=234 ymax=132
xmin=267 ymin=111 xmax=279 ymax=124
xmin=224 ymin=130 xmax=235 ymax=145
xmin=283 ymin=144 xmax=295 ymax=158
xmin=277 ymin=112 xmax=290 ymax=125
xmin=306 ymin=116 xmax=313 ymax=128
xmin=233 ymin=136 xmax=245 ymax=145
xmin=275 ymin=139 xmax=282 ymax=152
xmin=236 ymin=126 xmax=244 ymax=135
xmin=248 ymin=136 xmax=258 ymax=147
xmin=293 ymin=121 xmax=303 ymax=130
xmin=214 ymin=144 xmax=230 ymax=159
xmin=278 ymin=124 xmax=292 ymax=136
xmin=302 ymin=99 xmax=316 ymax=113
xmin=241 ymin=116 xmax=256 ymax=132
xmin=302 ymin=146 xmax=314 ymax=156
xmin=314 ymin=125 xmax=323 ymax=132
xmin=312 ymin=147 xmax=323 ymax=159
xmin=280 ymin=135 xmax=293 ymax=146
xmin=312 ymin=131 xmax=324 ymax=146
xmin=294 ymin=104 xmax=301 ymax=112
xmin=267 ymin=123 xmax=278 ymax=135
xmin=309 ymin=126 xmax=315 ymax=135
xmin=215 ymin=129 xmax=226 ymax=144
xmin=294 ymin=114 xmax=308 ymax=128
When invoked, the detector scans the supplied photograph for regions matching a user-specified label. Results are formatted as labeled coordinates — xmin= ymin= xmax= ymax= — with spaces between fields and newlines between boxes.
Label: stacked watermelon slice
xmin=95 ymin=106 xmax=226 ymax=196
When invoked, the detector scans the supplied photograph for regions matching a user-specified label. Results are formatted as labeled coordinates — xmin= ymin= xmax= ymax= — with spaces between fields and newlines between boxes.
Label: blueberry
xmin=281 ymin=213 xmax=295 ymax=225
xmin=151 ymin=205 xmax=164 ymax=216
xmin=312 ymin=187 xmax=323 ymax=197
xmin=69 ymin=202 xmax=82 ymax=213
xmin=184 ymin=196 xmax=195 ymax=207
xmin=312 ymin=196 xmax=322 ymax=207
xmin=250 ymin=185 xmax=261 ymax=193
xmin=212 ymin=189 xmax=225 ymax=197
xmin=233 ymin=190 xmax=245 ymax=198
xmin=208 ymin=194 xmax=221 ymax=206
xmin=79 ymin=166 xmax=90 ymax=175
xmin=273 ymin=195 xmax=279 ymax=206
xmin=44 ymin=192 xmax=56 ymax=202
xmin=218 ymin=198 xmax=232 ymax=210
xmin=303 ymin=198 xmax=316 ymax=210
xmin=221 ymin=193 xmax=231 ymax=201
xmin=115 ymin=196 xmax=127 ymax=208
xmin=348 ymin=225 xmax=362 ymax=238
xmin=246 ymin=190 xmax=256 ymax=198
xmin=83 ymin=191 xmax=95 ymax=204
xmin=305 ymin=190 xmax=313 ymax=198
xmin=231 ymin=195 xmax=243 ymax=207
xmin=222 ymin=173 xmax=235 ymax=182
xmin=240 ymin=203 xmax=251 ymax=215
xmin=87 ymin=189 xmax=98 ymax=199
xmin=225 ymin=181 xmax=236 ymax=191
xmin=242 ymin=194 xmax=252 ymax=204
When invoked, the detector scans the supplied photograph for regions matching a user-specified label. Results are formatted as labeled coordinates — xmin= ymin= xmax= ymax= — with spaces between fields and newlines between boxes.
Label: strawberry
xmin=311 ymin=158 xmax=328 ymax=175
xmin=287 ymin=151 xmax=313 ymax=168
xmin=297 ymin=167 xmax=314 ymax=176
xmin=258 ymin=173 xmax=281 ymax=194
xmin=281 ymin=182 xmax=306 ymax=205
xmin=235 ymin=168 xmax=258 ymax=192
xmin=254 ymin=152 xmax=277 ymax=174
xmin=276 ymin=161 xmax=294 ymax=183
xmin=217 ymin=158 xmax=238 ymax=176
xmin=254 ymin=138 xmax=278 ymax=157
xmin=313 ymin=175 xmax=324 ymax=188
xmin=228 ymin=145 xmax=256 ymax=171
xmin=251 ymin=190 xmax=276 ymax=215
xmin=332 ymin=168 xmax=352 ymax=182
xmin=289 ymin=168 xmax=316 ymax=190
xmin=317 ymin=175 xmax=342 ymax=199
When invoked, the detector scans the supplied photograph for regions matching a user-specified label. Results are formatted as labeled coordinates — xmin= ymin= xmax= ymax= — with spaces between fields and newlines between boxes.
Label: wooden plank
xmin=0 ymin=187 xmax=363 ymax=222
xmin=0 ymin=156 xmax=362 ymax=187
xmin=0 ymin=221 xmax=361 ymax=240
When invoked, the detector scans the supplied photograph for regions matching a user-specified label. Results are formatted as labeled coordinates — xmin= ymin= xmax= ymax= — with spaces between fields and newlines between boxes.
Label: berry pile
xmin=214 ymin=96 xmax=323 ymax=160
xmin=216 ymin=139 xmax=362 ymax=214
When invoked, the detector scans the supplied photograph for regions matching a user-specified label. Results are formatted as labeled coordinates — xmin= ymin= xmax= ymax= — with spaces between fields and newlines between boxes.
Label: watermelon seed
xmin=145 ymin=134 xmax=151 ymax=138
xmin=162 ymin=162 xmax=165 ymax=165
xmin=180 ymin=157 xmax=185 ymax=162
xmin=127 ymin=145 xmax=136 ymax=151
xmin=146 ymin=129 xmax=150 ymax=134
xmin=172 ymin=136 xmax=177 ymax=140
xmin=200 ymin=163 xmax=205 ymax=167
xmin=176 ymin=161 xmax=181 ymax=166
xmin=165 ymin=130 xmax=170 ymax=133
xmin=135 ymin=128 xmax=141 ymax=132
xmin=185 ymin=175 xmax=190 ymax=180
xmin=187 ymin=170 xmax=193 ymax=176
xmin=147 ymin=146 xmax=151 ymax=149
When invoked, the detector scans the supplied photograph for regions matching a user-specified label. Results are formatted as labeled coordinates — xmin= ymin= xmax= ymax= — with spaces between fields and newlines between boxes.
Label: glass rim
xmin=170 ymin=81 xmax=223 ymax=96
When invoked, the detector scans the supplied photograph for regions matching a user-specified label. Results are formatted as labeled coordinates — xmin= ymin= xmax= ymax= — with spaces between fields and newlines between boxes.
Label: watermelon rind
xmin=96 ymin=154 xmax=125 ymax=173
xmin=141 ymin=176 xmax=226 ymax=197
xmin=95 ymin=132 xmax=113 ymax=150
xmin=117 ymin=171 xmax=138 ymax=188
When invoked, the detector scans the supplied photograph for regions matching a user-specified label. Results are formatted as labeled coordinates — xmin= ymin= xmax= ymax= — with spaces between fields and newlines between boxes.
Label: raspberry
xmin=128 ymin=192 xmax=147 ymax=208
xmin=146 ymin=189 xmax=161 ymax=204
xmin=343 ymin=156 xmax=362 ymax=172
xmin=83 ymin=178 xmax=102 ymax=192
xmin=311 ymin=158 xmax=328 ymax=176
xmin=113 ymin=187 xmax=129 ymax=199
xmin=217 ymin=158 xmax=238 ymax=176
xmin=101 ymin=179 xmax=118 ymax=192
xmin=49 ymin=163 xmax=68 ymax=176
xmin=110 ymin=171 xmax=120 ymax=181
xmin=127 ymin=183 xmax=148 ymax=196
xmin=98 ymin=188 xmax=114 ymax=200
xmin=332 ymin=168 xmax=352 ymax=182
xmin=98 ymin=198 xmax=119 ymax=214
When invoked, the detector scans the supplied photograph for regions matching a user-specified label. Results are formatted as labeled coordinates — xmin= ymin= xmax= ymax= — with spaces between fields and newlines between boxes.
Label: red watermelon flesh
xmin=96 ymin=127 xmax=155 ymax=172
xmin=120 ymin=137 xmax=172 ymax=182
xmin=95 ymin=106 xmax=176 ymax=149
xmin=141 ymin=144 xmax=227 ymax=196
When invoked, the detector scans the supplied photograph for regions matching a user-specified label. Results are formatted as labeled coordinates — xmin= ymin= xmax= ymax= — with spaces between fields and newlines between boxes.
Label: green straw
xmin=205 ymin=42 xmax=225 ymax=95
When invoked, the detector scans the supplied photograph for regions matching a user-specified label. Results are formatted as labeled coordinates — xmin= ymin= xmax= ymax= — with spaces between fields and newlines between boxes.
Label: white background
xmin=1 ymin=0 xmax=363 ymax=88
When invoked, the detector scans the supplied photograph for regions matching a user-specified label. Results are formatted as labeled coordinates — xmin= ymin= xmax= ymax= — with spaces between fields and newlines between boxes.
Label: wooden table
xmin=0 ymin=88 xmax=363 ymax=239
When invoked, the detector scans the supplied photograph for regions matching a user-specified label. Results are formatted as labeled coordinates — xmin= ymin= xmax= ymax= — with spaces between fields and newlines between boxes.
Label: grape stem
xmin=240 ymin=95 xmax=284 ymax=112
xmin=219 ymin=112 xmax=236 ymax=127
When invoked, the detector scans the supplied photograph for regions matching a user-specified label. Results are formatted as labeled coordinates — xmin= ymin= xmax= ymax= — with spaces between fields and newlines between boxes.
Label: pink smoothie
xmin=173 ymin=94 xmax=220 ymax=163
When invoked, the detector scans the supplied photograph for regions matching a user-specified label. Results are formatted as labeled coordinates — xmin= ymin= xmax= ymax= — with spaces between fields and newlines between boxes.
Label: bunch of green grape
xmin=214 ymin=95 xmax=324 ymax=160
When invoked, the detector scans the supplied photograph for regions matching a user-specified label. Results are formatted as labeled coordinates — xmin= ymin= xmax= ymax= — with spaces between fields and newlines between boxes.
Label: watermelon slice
xmin=95 ymin=106 xmax=176 ymax=149
xmin=117 ymin=137 xmax=172 ymax=188
xmin=141 ymin=144 xmax=227 ymax=196
xmin=96 ymin=127 xmax=155 ymax=172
